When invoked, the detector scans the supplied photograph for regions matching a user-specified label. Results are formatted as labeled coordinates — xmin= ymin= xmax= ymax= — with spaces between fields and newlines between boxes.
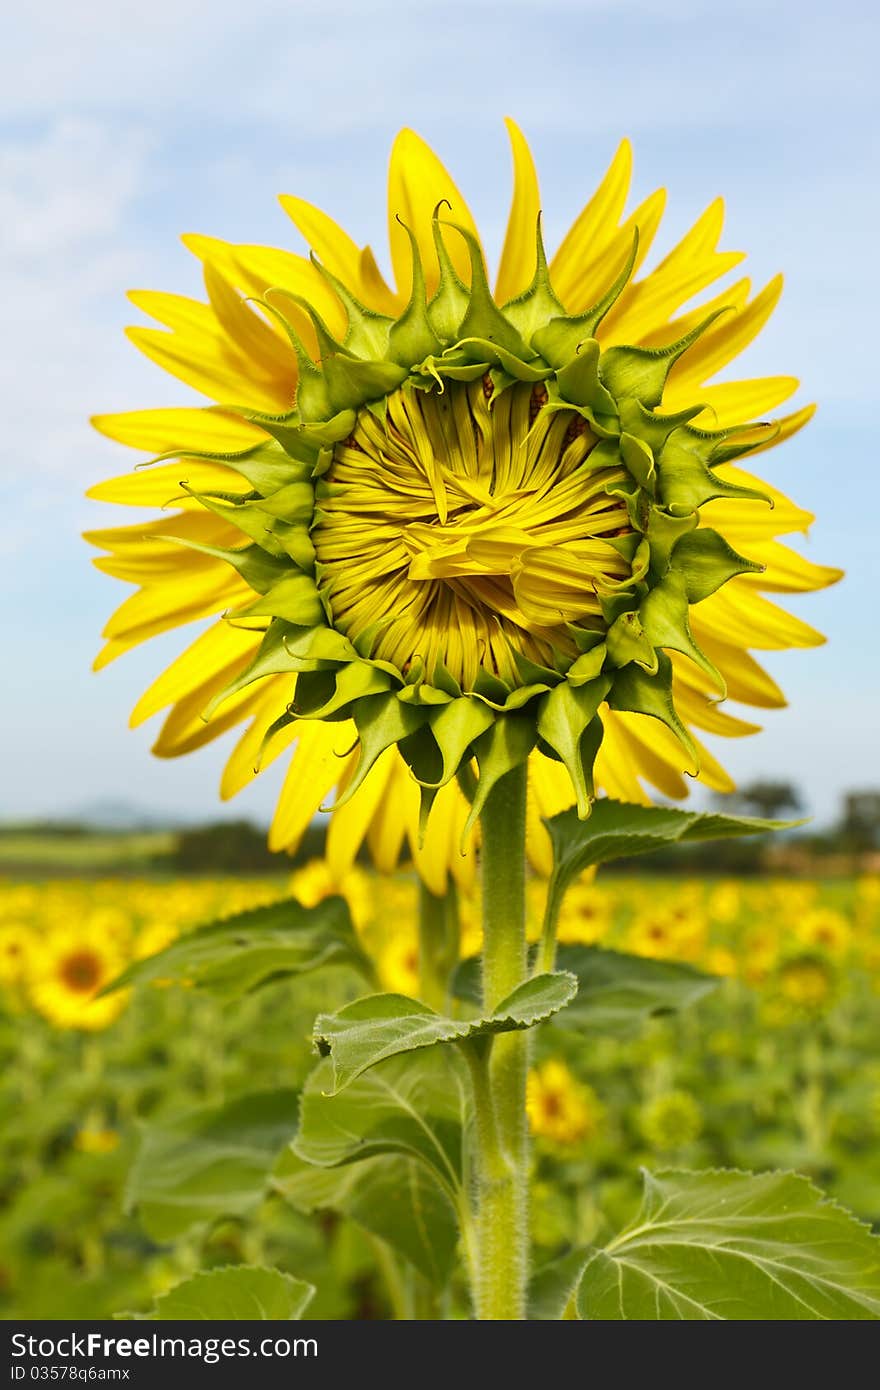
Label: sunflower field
xmin=2 ymin=864 xmax=878 ymax=1320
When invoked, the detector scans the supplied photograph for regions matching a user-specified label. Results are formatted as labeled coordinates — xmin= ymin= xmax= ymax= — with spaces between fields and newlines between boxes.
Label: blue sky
xmin=2 ymin=0 xmax=877 ymax=826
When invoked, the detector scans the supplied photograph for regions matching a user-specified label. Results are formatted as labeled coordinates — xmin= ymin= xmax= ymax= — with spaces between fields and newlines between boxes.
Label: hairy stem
xmin=472 ymin=764 xmax=529 ymax=1320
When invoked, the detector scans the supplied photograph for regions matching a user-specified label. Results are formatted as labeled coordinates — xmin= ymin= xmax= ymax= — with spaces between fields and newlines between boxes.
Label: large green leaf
xmin=528 ymin=1248 xmax=591 ymax=1320
xmin=276 ymin=1152 xmax=459 ymax=1286
xmin=455 ymin=946 xmax=716 ymax=1036
xmin=552 ymin=946 xmax=718 ymax=1037
xmin=147 ymin=1266 xmax=315 ymax=1320
xmin=126 ymin=1089 xmax=297 ymax=1240
xmin=293 ymin=1052 xmax=467 ymax=1187
xmin=105 ymin=896 xmax=372 ymax=999
xmin=544 ymin=800 xmax=794 ymax=933
xmin=577 ymin=1169 xmax=880 ymax=1320
xmin=313 ymin=971 xmax=577 ymax=1092
xmin=280 ymin=1051 xmax=468 ymax=1284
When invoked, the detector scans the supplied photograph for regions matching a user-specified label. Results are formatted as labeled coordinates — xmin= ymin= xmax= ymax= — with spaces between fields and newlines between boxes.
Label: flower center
xmin=313 ymin=380 xmax=634 ymax=688
xmin=59 ymin=950 xmax=103 ymax=994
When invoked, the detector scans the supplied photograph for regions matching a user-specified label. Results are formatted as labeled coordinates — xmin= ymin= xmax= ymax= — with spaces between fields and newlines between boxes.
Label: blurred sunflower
xmin=29 ymin=931 xmax=128 ymax=1032
xmin=87 ymin=122 xmax=839 ymax=888
xmin=639 ymin=1090 xmax=703 ymax=1152
xmin=527 ymin=1059 xmax=604 ymax=1146
xmin=0 ymin=923 xmax=32 ymax=989
xmin=289 ymin=856 xmax=373 ymax=932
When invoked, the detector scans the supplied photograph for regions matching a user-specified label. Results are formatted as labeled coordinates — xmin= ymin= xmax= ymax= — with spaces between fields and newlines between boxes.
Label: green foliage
xmin=277 ymin=1153 xmax=459 ymax=1286
xmin=552 ymin=947 xmax=718 ymax=1037
xmin=578 ymin=1169 xmax=880 ymax=1320
xmin=126 ymin=1089 xmax=298 ymax=1240
xmin=106 ymin=897 xmax=373 ymax=999
xmin=528 ymin=1248 xmax=591 ymax=1320
xmin=144 ymin=1266 xmax=315 ymax=1320
xmin=543 ymin=800 xmax=795 ymax=937
xmin=284 ymin=1049 xmax=469 ymax=1285
xmin=312 ymin=972 xmax=577 ymax=1092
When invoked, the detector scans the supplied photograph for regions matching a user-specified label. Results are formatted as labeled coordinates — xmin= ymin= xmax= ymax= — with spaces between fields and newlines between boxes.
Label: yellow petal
xmin=701 ymin=467 xmax=814 ymax=540
xmin=268 ymin=722 xmax=356 ymax=853
xmin=87 ymin=460 xmax=247 ymax=508
xmin=735 ymin=403 xmax=816 ymax=458
xmin=689 ymin=630 xmax=786 ymax=709
xmin=125 ymin=325 xmax=290 ymax=413
xmin=675 ymin=376 xmax=799 ymax=427
xmin=691 ymin=733 xmax=737 ymax=794
xmin=736 ymin=540 xmax=842 ymax=593
xmin=565 ymin=188 xmax=666 ymax=318
xmin=605 ymin=198 xmax=746 ymax=341
xmin=669 ymin=275 xmax=783 ymax=390
xmin=495 ymin=118 xmax=541 ymax=305
xmin=671 ymin=663 xmax=762 ymax=737
xmin=327 ymin=748 xmax=397 ymax=880
xmin=693 ymin=582 xmax=825 ymax=651
xmin=635 ymin=275 xmax=751 ymax=350
xmin=550 ymin=139 xmax=633 ymax=305
xmin=203 ymin=262 xmax=295 ymax=378
xmin=97 ymin=567 xmax=248 ymax=655
xmin=85 ymin=510 xmax=241 ymax=558
xmin=90 ymin=407 xmax=266 ymax=455
xmin=279 ymin=195 xmax=398 ymax=313
xmin=129 ymin=621 xmax=259 ymax=727
xmin=387 ymin=128 xmax=482 ymax=297
xmin=152 ymin=679 xmax=260 ymax=758
xmin=594 ymin=710 xmax=651 ymax=803
xmin=366 ymin=757 xmax=412 ymax=873
xmin=220 ymin=678 xmax=299 ymax=799
xmin=610 ymin=712 xmax=689 ymax=800
xmin=182 ymin=232 xmax=346 ymax=337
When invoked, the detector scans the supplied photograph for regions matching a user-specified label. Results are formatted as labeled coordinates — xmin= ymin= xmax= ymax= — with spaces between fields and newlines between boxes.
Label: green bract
xmin=155 ymin=215 xmax=768 ymax=826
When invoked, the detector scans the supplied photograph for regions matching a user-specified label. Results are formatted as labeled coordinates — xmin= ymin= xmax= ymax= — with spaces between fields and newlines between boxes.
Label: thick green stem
xmin=472 ymin=763 xmax=529 ymax=1320
xmin=418 ymin=879 xmax=460 ymax=1012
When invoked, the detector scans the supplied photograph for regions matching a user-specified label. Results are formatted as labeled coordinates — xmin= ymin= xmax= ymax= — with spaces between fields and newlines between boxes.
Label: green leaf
xmin=147 ymin=1266 xmax=315 ymax=1321
xmin=104 ymin=896 xmax=373 ymax=999
xmin=127 ymin=1089 xmax=298 ymax=1240
xmin=281 ymin=1050 xmax=467 ymax=1283
xmin=312 ymin=972 xmax=577 ymax=1092
xmin=277 ymin=1152 xmax=459 ymax=1286
xmin=529 ymin=1248 xmax=591 ymax=1320
xmin=552 ymin=946 xmax=718 ymax=1038
xmin=577 ymin=1170 xmax=880 ymax=1320
xmin=544 ymin=798 xmax=795 ymax=936
xmin=293 ymin=1051 xmax=466 ymax=1187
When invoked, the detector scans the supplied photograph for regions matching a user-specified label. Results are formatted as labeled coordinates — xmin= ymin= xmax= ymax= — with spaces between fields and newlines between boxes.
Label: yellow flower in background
xmin=289 ymin=857 xmax=373 ymax=932
xmin=795 ymin=907 xmax=852 ymax=957
xmin=639 ymin=1090 xmax=703 ymax=1151
xmin=557 ymin=880 xmax=612 ymax=944
xmin=376 ymin=931 xmax=420 ymax=997
xmin=29 ymin=931 xmax=128 ymax=1032
xmin=707 ymin=881 xmax=741 ymax=924
xmin=704 ymin=945 xmax=738 ymax=978
xmin=766 ymin=952 xmax=837 ymax=1022
xmin=0 ymin=923 xmax=32 ymax=987
xmin=626 ymin=904 xmax=706 ymax=961
xmin=527 ymin=1060 xmax=604 ymax=1146
xmin=132 ymin=919 xmax=179 ymax=961
xmin=87 ymin=121 xmax=838 ymax=889
xmin=74 ymin=1127 xmax=121 ymax=1155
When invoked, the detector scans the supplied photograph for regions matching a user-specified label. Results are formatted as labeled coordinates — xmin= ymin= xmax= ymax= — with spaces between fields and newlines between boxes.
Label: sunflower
xmin=0 ymin=922 xmax=33 ymax=988
xmin=87 ymin=121 xmax=839 ymax=886
xmin=527 ymin=1059 xmax=604 ymax=1146
xmin=29 ymin=930 xmax=128 ymax=1031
